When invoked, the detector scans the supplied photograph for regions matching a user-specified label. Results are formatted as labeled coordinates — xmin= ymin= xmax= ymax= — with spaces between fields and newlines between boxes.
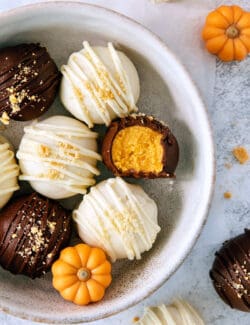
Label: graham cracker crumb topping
xmin=0 ymin=112 xmax=10 ymax=125
xmin=38 ymin=144 xmax=51 ymax=157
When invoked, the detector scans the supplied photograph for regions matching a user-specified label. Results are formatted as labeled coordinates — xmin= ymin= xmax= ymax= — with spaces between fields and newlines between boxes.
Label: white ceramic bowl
xmin=0 ymin=2 xmax=215 ymax=323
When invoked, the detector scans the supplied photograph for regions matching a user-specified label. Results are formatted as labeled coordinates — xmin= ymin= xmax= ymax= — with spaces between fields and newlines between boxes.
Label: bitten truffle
xmin=0 ymin=43 xmax=60 ymax=124
xmin=210 ymin=229 xmax=250 ymax=312
xmin=102 ymin=114 xmax=179 ymax=178
xmin=0 ymin=192 xmax=71 ymax=278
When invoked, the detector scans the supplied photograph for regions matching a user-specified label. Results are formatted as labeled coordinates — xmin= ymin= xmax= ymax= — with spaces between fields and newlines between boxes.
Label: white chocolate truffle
xmin=0 ymin=136 xmax=19 ymax=209
xmin=73 ymin=177 xmax=160 ymax=262
xmin=150 ymin=0 xmax=170 ymax=3
xmin=60 ymin=42 xmax=140 ymax=128
xmin=17 ymin=116 xmax=101 ymax=199
xmin=138 ymin=300 xmax=204 ymax=325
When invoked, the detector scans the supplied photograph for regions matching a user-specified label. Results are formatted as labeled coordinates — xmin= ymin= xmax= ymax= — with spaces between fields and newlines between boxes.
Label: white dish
xmin=0 ymin=2 xmax=215 ymax=323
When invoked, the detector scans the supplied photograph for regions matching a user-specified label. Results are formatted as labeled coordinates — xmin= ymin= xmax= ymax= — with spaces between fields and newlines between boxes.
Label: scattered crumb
xmin=47 ymin=169 xmax=64 ymax=180
xmin=133 ymin=317 xmax=140 ymax=323
xmin=233 ymin=147 xmax=249 ymax=164
xmin=224 ymin=191 xmax=232 ymax=199
xmin=0 ymin=112 xmax=10 ymax=125
xmin=224 ymin=163 xmax=232 ymax=169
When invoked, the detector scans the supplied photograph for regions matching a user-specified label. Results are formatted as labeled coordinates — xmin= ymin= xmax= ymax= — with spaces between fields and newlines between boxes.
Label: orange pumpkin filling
xmin=111 ymin=126 xmax=163 ymax=173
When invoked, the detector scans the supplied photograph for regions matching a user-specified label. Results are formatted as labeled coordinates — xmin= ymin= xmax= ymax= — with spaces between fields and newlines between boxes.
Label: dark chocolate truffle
xmin=102 ymin=114 xmax=179 ymax=178
xmin=210 ymin=229 xmax=250 ymax=312
xmin=0 ymin=192 xmax=71 ymax=278
xmin=0 ymin=43 xmax=60 ymax=124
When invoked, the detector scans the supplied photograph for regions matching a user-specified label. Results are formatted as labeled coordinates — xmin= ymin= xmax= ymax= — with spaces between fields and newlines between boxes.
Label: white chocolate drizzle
xmin=17 ymin=119 xmax=101 ymax=195
xmin=73 ymin=177 xmax=160 ymax=261
xmin=138 ymin=300 xmax=205 ymax=325
xmin=61 ymin=42 xmax=138 ymax=127
xmin=0 ymin=142 xmax=19 ymax=196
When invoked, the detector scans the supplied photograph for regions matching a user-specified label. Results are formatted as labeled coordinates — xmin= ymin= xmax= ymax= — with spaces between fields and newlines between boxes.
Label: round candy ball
xmin=60 ymin=41 xmax=140 ymax=128
xmin=0 ymin=43 xmax=60 ymax=124
xmin=0 ymin=136 xmax=19 ymax=209
xmin=0 ymin=192 xmax=71 ymax=278
xmin=73 ymin=177 xmax=160 ymax=262
xmin=210 ymin=229 xmax=250 ymax=312
xmin=17 ymin=115 xmax=101 ymax=199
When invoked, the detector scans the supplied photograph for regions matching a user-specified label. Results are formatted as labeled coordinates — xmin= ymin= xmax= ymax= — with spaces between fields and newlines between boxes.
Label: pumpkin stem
xmin=77 ymin=268 xmax=91 ymax=281
xmin=226 ymin=25 xmax=239 ymax=39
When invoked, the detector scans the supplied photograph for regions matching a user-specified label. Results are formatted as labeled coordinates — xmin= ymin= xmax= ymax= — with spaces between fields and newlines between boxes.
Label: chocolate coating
xmin=102 ymin=114 xmax=179 ymax=178
xmin=210 ymin=229 xmax=250 ymax=312
xmin=0 ymin=193 xmax=71 ymax=278
xmin=0 ymin=43 xmax=60 ymax=122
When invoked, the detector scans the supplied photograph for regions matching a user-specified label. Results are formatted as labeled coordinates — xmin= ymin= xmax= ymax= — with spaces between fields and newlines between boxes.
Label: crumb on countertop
xmin=233 ymin=146 xmax=249 ymax=164
xmin=133 ymin=316 xmax=140 ymax=323
xmin=224 ymin=191 xmax=232 ymax=199
xmin=224 ymin=163 xmax=232 ymax=169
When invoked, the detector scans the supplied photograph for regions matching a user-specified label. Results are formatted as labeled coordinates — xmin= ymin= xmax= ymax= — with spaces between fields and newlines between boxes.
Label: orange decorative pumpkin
xmin=52 ymin=244 xmax=112 ymax=305
xmin=202 ymin=5 xmax=250 ymax=61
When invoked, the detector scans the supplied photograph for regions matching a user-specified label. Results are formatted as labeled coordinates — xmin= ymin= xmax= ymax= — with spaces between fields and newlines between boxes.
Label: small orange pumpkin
xmin=202 ymin=5 xmax=250 ymax=61
xmin=52 ymin=244 xmax=112 ymax=305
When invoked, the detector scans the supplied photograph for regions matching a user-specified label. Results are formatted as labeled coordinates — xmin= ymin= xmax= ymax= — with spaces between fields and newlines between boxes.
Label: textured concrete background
xmin=0 ymin=0 xmax=249 ymax=324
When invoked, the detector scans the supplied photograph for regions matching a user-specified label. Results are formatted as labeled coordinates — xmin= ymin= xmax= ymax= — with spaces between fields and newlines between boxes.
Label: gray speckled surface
xmin=0 ymin=0 xmax=249 ymax=324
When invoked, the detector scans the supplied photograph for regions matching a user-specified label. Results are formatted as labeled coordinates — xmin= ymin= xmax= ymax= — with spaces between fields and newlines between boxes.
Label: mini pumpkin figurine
xmin=202 ymin=5 xmax=250 ymax=61
xmin=52 ymin=244 xmax=112 ymax=305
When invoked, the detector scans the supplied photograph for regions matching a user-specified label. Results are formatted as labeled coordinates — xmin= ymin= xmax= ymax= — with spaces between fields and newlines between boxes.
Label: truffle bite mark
xmin=102 ymin=114 xmax=179 ymax=178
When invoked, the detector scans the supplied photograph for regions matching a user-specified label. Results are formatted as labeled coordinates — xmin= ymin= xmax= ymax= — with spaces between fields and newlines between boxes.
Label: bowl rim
xmin=0 ymin=1 xmax=216 ymax=323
